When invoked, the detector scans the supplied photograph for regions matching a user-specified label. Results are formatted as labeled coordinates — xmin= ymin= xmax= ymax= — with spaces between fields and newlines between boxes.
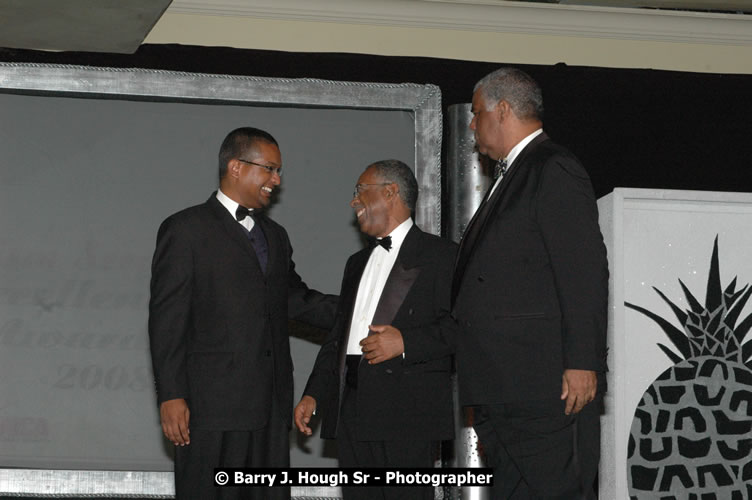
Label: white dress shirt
xmin=216 ymin=189 xmax=255 ymax=232
xmin=346 ymin=218 xmax=414 ymax=355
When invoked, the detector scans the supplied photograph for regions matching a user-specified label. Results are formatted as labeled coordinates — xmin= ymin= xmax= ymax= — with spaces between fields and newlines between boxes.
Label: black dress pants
xmin=336 ymin=375 xmax=437 ymax=500
xmin=472 ymin=398 xmax=601 ymax=499
xmin=174 ymin=399 xmax=290 ymax=500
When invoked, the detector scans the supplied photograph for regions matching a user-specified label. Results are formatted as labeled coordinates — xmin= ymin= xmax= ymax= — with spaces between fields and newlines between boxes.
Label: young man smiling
xmin=149 ymin=127 xmax=336 ymax=500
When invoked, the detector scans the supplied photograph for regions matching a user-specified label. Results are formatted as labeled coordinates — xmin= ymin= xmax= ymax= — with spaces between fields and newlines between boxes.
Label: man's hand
xmin=360 ymin=325 xmax=404 ymax=364
xmin=160 ymin=398 xmax=190 ymax=446
xmin=294 ymin=396 xmax=317 ymax=436
xmin=561 ymin=369 xmax=597 ymax=415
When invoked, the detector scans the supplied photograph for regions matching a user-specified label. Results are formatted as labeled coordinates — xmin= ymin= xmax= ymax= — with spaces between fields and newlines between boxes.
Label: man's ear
xmin=228 ymin=159 xmax=241 ymax=179
xmin=496 ymin=100 xmax=509 ymax=122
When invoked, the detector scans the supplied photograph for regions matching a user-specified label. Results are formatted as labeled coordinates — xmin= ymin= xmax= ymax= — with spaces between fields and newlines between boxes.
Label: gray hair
xmin=367 ymin=159 xmax=418 ymax=212
xmin=474 ymin=67 xmax=544 ymax=121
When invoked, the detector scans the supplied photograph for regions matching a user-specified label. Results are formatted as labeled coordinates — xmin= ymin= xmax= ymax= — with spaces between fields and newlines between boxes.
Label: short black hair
xmin=218 ymin=127 xmax=278 ymax=181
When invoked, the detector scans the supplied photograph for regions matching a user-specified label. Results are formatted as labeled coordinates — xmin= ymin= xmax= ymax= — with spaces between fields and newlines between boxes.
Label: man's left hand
xmin=561 ymin=369 xmax=597 ymax=415
xmin=360 ymin=325 xmax=404 ymax=364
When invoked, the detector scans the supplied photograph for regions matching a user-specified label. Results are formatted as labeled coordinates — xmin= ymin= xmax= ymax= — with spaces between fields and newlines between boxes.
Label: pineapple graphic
xmin=625 ymin=237 xmax=752 ymax=499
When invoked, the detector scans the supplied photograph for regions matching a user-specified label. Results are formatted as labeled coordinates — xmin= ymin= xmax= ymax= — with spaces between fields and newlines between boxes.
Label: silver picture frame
xmin=0 ymin=62 xmax=442 ymax=498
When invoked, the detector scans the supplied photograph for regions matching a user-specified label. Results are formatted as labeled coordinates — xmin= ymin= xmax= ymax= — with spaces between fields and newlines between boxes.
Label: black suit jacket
xmin=304 ymin=224 xmax=457 ymax=441
xmin=452 ymin=133 xmax=608 ymax=409
xmin=148 ymin=194 xmax=336 ymax=431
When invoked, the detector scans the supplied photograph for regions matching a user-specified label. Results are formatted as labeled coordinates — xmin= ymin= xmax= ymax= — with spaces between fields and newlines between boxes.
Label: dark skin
xmin=294 ymin=165 xmax=411 ymax=436
xmin=159 ymin=141 xmax=283 ymax=446
xmin=471 ymin=89 xmax=596 ymax=415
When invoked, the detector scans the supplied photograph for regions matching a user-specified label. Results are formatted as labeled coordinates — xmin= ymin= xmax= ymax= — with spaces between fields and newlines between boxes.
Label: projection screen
xmin=0 ymin=63 xmax=442 ymax=497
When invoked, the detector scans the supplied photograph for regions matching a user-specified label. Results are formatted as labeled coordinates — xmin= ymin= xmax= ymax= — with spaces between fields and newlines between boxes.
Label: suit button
xmin=385 ymin=369 xmax=393 ymax=374
xmin=265 ymin=350 xmax=272 ymax=357
xmin=477 ymin=276 xmax=485 ymax=282
xmin=408 ymin=308 xmax=414 ymax=315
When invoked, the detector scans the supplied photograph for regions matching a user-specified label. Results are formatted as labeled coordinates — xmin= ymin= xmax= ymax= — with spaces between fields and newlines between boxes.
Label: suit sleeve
xmin=400 ymin=241 xmax=459 ymax=364
xmin=284 ymin=232 xmax=339 ymax=330
xmin=534 ymin=154 xmax=609 ymax=372
xmin=302 ymin=255 xmax=355 ymax=403
xmin=302 ymin=316 xmax=341 ymax=404
xmin=148 ymin=216 xmax=193 ymax=405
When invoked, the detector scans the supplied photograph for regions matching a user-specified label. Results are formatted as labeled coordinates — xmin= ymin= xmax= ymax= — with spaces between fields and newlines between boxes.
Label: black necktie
xmin=369 ymin=236 xmax=392 ymax=252
xmin=236 ymin=206 xmax=268 ymax=273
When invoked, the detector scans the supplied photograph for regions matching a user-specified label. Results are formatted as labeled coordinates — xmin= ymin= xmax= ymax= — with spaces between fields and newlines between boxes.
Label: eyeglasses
xmin=238 ymin=158 xmax=282 ymax=177
xmin=352 ymin=182 xmax=392 ymax=199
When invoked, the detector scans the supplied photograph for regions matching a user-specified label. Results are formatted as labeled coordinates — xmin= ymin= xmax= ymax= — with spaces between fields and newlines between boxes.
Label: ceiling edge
xmin=167 ymin=0 xmax=752 ymax=46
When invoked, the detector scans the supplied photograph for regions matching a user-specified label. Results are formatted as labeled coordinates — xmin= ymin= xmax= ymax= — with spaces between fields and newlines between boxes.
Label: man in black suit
xmin=148 ymin=127 xmax=336 ymax=500
xmin=294 ymin=159 xmax=456 ymax=500
xmin=452 ymin=68 xmax=608 ymax=499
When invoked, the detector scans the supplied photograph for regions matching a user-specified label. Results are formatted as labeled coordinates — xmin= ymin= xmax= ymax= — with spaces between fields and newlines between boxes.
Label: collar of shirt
xmin=375 ymin=217 xmax=413 ymax=255
xmin=216 ymin=189 xmax=254 ymax=231
xmin=487 ymin=128 xmax=543 ymax=197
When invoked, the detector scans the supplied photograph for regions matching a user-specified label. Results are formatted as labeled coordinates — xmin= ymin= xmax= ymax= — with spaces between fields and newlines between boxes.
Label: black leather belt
xmin=345 ymin=355 xmax=360 ymax=390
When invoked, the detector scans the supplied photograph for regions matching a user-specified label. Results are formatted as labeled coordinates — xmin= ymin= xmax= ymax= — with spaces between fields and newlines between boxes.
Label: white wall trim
xmin=167 ymin=0 xmax=752 ymax=46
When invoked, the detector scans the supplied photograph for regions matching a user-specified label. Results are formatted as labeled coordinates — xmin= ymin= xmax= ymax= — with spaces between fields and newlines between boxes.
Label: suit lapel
xmin=336 ymin=248 xmax=371 ymax=394
xmin=483 ymin=132 xmax=548 ymax=218
xmin=452 ymin=133 xmax=549 ymax=303
xmin=207 ymin=194 xmax=266 ymax=276
xmin=340 ymin=249 xmax=371 ymax=334
xmin=371 ymin=225 xmax=422 ymax=326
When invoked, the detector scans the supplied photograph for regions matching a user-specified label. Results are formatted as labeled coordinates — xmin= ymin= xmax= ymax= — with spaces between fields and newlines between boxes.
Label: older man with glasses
xmin=295 ymin=159 xmax=457 ymax=500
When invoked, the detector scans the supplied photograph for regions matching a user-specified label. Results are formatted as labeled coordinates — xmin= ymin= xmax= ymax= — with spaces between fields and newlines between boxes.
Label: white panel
xmin=598 ymin=188 xmax=752 ymax=499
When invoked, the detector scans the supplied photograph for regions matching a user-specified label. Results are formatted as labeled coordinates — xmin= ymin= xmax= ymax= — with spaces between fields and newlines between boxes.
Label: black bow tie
xmin=235 ymin=205 xmax=254 ymax=221
xmin=493 ymin=158 xmax=509 ymax=182
xmin=370 ymin=236 xmax=392 ymax=252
